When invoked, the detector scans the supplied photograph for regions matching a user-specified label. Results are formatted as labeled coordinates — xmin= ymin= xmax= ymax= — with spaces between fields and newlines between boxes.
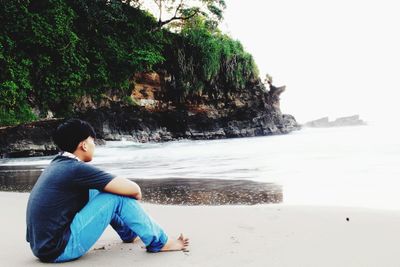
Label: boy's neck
xmin=60 ymin=151 xmax=81 ymax=161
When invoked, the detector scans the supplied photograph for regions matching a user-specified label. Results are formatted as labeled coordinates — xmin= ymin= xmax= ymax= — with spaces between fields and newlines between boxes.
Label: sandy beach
xmin=2 ymin=192 xmax=400 ymax=267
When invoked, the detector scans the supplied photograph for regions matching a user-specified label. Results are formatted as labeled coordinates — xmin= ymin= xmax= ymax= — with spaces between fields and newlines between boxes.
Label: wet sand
xmin=3 ymin=192 xmax=400 ymax=267
xmin=0 ymin=165 xmax=282 ymax=205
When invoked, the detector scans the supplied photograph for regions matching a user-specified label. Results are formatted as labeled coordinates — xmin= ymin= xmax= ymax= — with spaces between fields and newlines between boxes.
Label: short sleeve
xmin=72 ymin=163 xmax=115 ymax=190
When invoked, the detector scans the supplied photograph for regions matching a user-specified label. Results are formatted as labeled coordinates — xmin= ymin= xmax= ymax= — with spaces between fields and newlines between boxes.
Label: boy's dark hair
xmin=53 ymin=119 xmax=96 ymax=153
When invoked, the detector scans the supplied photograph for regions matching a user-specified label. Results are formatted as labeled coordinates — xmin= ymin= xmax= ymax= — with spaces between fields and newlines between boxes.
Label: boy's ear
xmin=79 ymin=140 xmax=88 ymax=152
xmin=82 ymin=141 xmax=88 ymax=152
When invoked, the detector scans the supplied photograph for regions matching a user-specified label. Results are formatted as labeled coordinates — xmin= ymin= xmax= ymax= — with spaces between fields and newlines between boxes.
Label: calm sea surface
xmin=1 ymin=125 xmax=399 ymax=209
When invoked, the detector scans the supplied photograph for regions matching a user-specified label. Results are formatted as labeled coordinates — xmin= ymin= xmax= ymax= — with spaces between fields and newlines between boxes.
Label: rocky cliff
xmin=0 ymin=71 xmax=299 ymax=158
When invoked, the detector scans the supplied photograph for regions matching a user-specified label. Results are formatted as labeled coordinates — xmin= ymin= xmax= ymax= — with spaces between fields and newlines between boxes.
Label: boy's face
xmin=82 ymin=136 xmax=95 ymax=162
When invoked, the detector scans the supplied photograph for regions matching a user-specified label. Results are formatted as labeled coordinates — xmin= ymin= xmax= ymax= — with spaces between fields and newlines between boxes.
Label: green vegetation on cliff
xmin=0 ymin=0 xmax=259 ymax=126
xmin=166 ymin=17 xmax=258 ymax=100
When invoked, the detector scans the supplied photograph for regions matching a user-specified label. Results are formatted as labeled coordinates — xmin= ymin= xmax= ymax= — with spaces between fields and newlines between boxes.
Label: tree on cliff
xmin=163 ymin=16 xmax=259 ymax=102
xmin=144 ymin=0 xmax=226 ymax=30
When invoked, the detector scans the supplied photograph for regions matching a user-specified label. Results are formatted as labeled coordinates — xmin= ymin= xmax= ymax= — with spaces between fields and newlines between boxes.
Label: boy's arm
xmin=103 ymin=177 xmax=142 ymax=200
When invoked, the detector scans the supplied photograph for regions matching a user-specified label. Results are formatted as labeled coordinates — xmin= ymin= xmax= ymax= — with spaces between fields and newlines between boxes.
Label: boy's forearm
xmin=127 ymin=180 xmax=142 ymax=200
xmin=104 ymin=177 xmax=142 ymax=200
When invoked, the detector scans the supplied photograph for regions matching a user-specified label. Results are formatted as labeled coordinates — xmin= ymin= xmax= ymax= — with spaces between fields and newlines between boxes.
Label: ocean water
xmin=1 ymin=124 xmax=399 ymax=209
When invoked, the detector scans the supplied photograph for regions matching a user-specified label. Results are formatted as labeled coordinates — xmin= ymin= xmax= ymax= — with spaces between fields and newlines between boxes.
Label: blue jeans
xmin=54 ymin=190 xmax=168 ymax=262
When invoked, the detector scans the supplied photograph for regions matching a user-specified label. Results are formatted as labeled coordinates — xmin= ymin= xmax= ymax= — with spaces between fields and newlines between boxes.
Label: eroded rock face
xmin=74 ymin=74 xmax=300 ymax=144
xmin=0 ymin=72 xmax=300 ymax=158
xmin=0 ymin=119 xmax=61 ymax=158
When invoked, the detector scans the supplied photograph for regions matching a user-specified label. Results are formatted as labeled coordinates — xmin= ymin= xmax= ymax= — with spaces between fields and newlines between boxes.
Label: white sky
xmin=221 ymin=0 xmax=400 ymax=124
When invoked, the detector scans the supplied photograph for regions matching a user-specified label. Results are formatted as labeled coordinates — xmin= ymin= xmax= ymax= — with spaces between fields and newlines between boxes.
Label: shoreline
xmin=3 ymin=192 xmax=400 ymax=266
xmin=0 ymin=106 xmax=300 ymax=158
xmin=0 ymin=161 xmax=283 ymax=205
xmin=0 ymin=164 xmax=282 ymax=204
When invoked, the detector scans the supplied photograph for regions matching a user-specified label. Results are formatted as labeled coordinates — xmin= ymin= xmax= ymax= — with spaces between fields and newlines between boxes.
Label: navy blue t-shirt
xmin=26 ymin=155 xmax=115 ymax=262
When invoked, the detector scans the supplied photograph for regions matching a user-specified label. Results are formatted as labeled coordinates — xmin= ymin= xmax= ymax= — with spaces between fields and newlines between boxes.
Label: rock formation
xmin=0 ymin=71 xmax=300 ymax=158
xmin=304 ymin=115 xmax=367 ymax=128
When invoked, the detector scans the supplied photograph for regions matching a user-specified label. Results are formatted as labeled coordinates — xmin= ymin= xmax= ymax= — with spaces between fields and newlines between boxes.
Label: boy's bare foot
xmin=160 ymin=234 xmax=190 ymax=252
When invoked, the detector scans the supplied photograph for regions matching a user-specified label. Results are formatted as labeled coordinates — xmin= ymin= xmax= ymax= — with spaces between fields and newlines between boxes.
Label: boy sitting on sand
xmin=26 ymin=119 xmax=189 ymax=262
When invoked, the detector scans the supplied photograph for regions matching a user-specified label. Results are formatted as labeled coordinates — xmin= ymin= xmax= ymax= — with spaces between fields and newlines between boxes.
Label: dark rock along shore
xmin=0 ymin=72 xmax=300 ymax=158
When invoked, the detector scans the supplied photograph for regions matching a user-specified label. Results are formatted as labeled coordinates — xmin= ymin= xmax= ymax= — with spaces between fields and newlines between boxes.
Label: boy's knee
xmin=92 ymin=192 xmax=140 ymax=209
xmin=93 ymin=192 xmax=123 ymax=203
xmin=89 ymin=189 xmax=100 ymax=199
xmin=121 ymin=195 xmax=139 ymax=205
